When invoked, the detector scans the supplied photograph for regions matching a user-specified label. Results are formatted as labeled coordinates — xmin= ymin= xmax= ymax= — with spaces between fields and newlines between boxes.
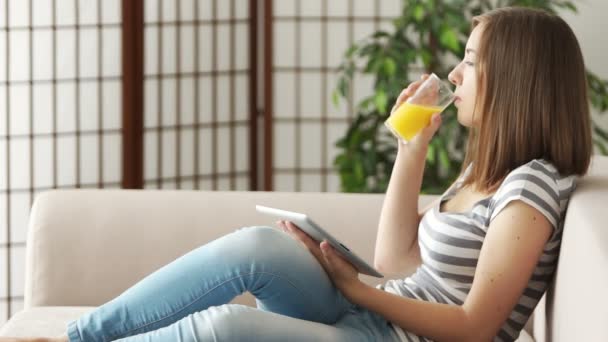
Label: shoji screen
xmin=268 ymin=0 xmax=401 ymax=192
xmin=0 ymin=0 xmax=122 ymax=322
xmin=0 ymin=0 xmax=396 ymax=325
xmin=143 ymin=0 xmax=257 ymax=191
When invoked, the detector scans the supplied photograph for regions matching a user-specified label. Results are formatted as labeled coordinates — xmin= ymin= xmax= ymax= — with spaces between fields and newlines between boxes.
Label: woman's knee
xmin=235 ymin=225 xmax=284 ymax=239
xmin=233 ymin=225 xmax=298 ymax=253
xmin=231 ymin=225 xmax=318 ymax=270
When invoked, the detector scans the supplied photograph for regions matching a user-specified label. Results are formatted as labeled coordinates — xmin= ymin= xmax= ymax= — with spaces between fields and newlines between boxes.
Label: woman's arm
xmin=374 ymin=75 xmax=445 ymax=275
xmin=353 ymin=200 xmax=552 ymax=341
xmin=374 ymin=146 xmax=428 ymax=274
xmin=346 ymin=284 xmax=471 ymax=341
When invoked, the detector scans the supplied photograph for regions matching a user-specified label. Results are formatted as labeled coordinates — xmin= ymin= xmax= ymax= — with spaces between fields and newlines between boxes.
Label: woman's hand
xmin=391 ymin=74 xmax=443 ymax=156
xmin=277 ymin=220 xmax=362 ymax=294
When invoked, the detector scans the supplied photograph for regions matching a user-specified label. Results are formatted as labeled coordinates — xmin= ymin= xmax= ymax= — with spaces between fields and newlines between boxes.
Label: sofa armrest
xmin=538 ymin=157 xmax=608 ymax=342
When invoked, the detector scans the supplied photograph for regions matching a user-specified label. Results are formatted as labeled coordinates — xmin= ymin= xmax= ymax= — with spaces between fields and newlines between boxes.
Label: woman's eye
xmin=464 ymin=61 xmax=475 ymax=66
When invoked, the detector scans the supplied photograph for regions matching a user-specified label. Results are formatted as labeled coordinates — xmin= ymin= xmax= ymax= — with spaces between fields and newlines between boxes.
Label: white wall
xmin=560 ymin=1 xmax=608 ymax=79
xmin=559 ymin=0 xmax=608 ymax=130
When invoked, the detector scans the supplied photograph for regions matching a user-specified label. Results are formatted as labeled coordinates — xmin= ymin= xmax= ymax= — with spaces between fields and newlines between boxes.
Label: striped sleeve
xmin=490 ymin=161 xmax=561 ymax=229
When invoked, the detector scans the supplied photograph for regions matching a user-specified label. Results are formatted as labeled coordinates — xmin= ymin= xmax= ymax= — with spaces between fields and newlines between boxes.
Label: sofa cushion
xmin=0 ymin=307 xmax=94 ymax=337
xmin=0 ymin=305 xmax=535 ymax=341
xmin=0 ymin=293 xmax=258 ymax=337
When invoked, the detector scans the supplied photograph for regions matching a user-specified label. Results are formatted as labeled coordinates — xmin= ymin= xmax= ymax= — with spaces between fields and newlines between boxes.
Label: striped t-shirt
xmin=377 ymin=159 xmax=578 ymax=342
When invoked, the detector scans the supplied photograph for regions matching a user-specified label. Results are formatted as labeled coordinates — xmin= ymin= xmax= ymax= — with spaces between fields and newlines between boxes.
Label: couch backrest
xmin=24 ymin=189 xmax=434 ymax=308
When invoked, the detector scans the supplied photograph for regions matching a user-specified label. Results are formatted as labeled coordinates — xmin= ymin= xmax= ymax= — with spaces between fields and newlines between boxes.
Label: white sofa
xmin=1 ymin=156 xmax=607 ymax=341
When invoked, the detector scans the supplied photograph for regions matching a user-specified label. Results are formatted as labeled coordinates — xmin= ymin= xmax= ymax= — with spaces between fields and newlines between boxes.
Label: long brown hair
xmin=460 ymin=7 xmax=592 ymax=194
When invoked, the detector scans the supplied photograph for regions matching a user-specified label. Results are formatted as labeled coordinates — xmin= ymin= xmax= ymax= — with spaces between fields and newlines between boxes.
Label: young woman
xmin=3 ymin=6 xmax=592 ymax=342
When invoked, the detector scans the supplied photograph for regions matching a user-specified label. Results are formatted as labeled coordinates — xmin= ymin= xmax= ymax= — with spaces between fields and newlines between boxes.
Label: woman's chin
xmin=455 ymin=108 xmax=481 ymax=128
xmin=456 ymin=112 xmax=473 ymax=128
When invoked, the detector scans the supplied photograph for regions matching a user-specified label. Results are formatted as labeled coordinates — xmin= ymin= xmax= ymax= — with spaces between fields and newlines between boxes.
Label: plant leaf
xmin=594 ymin=125 xmax=608 ymax=141
xmin=440 ymin=26 xmax=460 ymax=52
xmin=413 ymin=4 xmax=425 ymax=22
xmin=345 ymin=44 xmax=359 ymax=58
xmin=332 ymin=89 xmax=340 ymax=107
xmin=374 ymin=90 xmax=389 ymax=114
xmin=594 ymin=139 xmax=608 ymax=155
xmin=427 ymin=143 xmax=436 ymax=164
xmin=382 ymin=58 xmax=397 ymax=77
xmin=439 ymin=148 xmax=450 ymax=170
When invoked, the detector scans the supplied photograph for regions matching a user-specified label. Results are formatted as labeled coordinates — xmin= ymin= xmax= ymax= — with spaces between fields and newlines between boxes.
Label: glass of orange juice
xmin=385 ymin=73 xmax=455 ymax=144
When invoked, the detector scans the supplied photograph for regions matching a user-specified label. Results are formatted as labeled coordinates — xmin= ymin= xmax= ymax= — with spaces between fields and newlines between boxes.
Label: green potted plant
xmin=332 ymin=0 xmax=608 ymax=194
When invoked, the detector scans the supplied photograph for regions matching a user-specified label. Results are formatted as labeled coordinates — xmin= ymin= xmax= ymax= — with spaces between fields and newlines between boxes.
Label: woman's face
xmin=448 ymin=25 xmax=483 ymax=127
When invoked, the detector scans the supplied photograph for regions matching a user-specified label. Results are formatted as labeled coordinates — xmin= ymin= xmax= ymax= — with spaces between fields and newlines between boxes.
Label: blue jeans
xmin=66 ymin=226 xmax=401 ymax=341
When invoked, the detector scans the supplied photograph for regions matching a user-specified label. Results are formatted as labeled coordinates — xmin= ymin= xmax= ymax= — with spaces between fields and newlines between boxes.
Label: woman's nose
xmin=448 ymin=69 xmax=460 ymax=86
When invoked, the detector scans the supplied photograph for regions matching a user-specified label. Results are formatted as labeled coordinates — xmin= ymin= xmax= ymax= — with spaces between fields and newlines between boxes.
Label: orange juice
xmin=385 ymin=102 xmax=443 ymax=142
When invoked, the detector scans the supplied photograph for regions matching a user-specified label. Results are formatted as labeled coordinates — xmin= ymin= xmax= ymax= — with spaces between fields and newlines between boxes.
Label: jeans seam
xmin=67 ymin=320 xmax=84 ymax=342
xmin=112 ymin=270 xmax=332 ymax=340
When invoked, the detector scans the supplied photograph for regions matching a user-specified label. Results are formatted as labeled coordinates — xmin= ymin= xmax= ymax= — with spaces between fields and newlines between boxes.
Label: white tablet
xmin=255 ymin=205 xmax=384 ymax=278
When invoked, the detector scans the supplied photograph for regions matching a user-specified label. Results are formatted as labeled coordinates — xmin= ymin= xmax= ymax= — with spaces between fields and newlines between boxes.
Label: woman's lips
xmin=454 ymin=96 xmax=462 ymax=104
